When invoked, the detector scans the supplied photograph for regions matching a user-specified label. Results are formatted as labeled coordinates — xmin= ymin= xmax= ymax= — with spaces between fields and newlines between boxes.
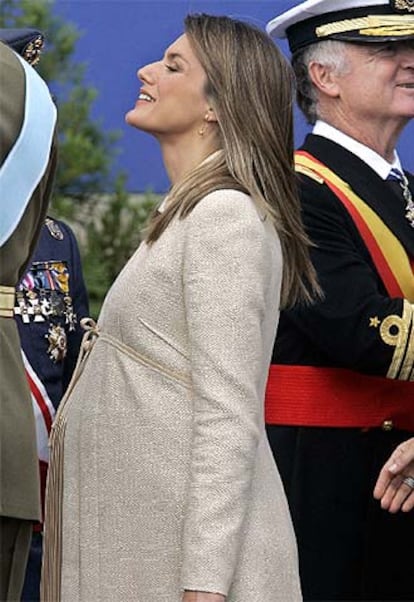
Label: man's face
xmin=334 ymin=41 xmax=414 ymax=128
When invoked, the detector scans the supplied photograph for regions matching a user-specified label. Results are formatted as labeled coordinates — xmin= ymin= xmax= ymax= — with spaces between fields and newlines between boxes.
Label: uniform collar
xmin=313 ymin=120 xmax=403 ymax=180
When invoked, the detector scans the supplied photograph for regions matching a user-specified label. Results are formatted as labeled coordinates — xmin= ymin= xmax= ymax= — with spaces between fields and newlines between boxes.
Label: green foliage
xmin=83 ymin=184 xmax=158 ymax=319
xmin=1 ymin=0 xmax=158 ymax=315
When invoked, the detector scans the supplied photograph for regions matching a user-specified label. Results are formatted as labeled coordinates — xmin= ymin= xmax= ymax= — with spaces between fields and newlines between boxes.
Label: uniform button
xmin=382 ymin=420 xmax=393 ymax=431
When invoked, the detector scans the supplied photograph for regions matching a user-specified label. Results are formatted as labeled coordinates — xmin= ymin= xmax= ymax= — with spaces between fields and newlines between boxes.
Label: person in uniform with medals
xmin=0 ymin=30 xmax=57 ymax=602
xmin=17 ymin=216 xmax=89 ymax=602
xmin=264 ymin=1 xmax=414 ymax=600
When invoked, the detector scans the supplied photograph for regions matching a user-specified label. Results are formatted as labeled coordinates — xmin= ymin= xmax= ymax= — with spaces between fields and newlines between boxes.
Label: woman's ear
xmin=205 ymin=107 xmax=218 ymax=123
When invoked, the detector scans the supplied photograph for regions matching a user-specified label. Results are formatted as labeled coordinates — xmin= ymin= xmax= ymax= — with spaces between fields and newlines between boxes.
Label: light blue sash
xmin=0 ymin=52 xmax=57 ymax=246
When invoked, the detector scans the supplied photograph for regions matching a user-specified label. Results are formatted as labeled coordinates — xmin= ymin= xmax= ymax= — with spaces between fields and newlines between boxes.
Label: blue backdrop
xmin=54 ymin=0 xmax=413 ymax=193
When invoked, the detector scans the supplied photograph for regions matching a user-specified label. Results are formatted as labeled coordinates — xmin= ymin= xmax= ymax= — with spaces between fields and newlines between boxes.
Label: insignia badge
xmin=45 ymin=217 xmax=64 ymax=240
xmin=22 ymin=34 xmax=44 ymax=66
xmin=392 ymin=0 xmax=414 ymax=12
xmin=45 ymin=324 xmax=67 ymax=362
xmin=369 ymin=316 xmax=381 ymax=328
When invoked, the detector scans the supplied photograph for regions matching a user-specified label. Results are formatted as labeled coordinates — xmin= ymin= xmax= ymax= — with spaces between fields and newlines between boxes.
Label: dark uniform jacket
xmin=18 ymin=218 xmax=89 ymax=602
xmin=273 ymin=133 xmax=413 ymax=381
xmin=16 ymin=219 xmax=89 ymax=413
xmin=265 ymin=134 xmax=414 ymax=601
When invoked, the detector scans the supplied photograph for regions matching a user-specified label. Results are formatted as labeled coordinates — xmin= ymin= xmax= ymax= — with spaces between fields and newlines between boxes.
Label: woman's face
xmin=126 ymin=33 xmax=209 ymax=140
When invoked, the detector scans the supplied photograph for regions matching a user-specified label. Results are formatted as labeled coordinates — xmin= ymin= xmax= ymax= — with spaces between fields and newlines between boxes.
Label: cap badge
xmin=22 ymin=33 xmax=44 ymax=66
xmin=392 ymin=0 xmax=414 ymax=13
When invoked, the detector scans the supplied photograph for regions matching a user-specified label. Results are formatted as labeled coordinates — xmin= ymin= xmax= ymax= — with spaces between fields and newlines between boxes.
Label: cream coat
xmin=44 ymin=189 xmax=301 ymax=601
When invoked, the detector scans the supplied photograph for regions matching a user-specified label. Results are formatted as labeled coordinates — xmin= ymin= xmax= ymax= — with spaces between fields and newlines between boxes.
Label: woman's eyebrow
xmin=165 ymin=51 xmax=189 ymax=65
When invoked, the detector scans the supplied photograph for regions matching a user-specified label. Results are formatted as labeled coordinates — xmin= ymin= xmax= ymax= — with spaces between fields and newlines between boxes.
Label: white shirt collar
xmin=313 ymin=120 xmax=403 ymax=181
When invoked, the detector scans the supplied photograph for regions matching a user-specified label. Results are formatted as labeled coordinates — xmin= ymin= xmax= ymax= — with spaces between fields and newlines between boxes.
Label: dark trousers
xmin=0 ymin=517 xmax=32 ymax=602
xmin=21 ymin=533 xmax=42 ymax=602
xmin=266 ymin=425 xmax=414 ymax=601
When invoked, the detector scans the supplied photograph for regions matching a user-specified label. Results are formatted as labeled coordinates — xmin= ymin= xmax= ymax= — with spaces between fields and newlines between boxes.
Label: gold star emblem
xmin=369 ymin=316 xmax=381 ymax=328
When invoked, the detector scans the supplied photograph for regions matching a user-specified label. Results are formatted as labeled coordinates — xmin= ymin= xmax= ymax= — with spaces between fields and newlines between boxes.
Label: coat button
xmin=382 ymin=420 xmax=393 ymax=431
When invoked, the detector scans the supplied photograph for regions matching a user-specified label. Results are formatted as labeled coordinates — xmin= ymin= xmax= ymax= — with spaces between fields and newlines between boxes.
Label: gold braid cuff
xmin=381 ymin=300 xmax=414 ymax=381
xmin=0 ymin=285 xmax=16 ymax=318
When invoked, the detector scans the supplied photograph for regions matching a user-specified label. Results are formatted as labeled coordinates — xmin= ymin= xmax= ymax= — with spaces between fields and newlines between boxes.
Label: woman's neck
xmin=160 ymin=136 xmax=221 ymax=185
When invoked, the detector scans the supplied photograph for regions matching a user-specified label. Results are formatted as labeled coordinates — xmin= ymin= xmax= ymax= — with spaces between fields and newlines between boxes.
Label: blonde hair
xmin=146 ymin=14 xmax=320 ymax=308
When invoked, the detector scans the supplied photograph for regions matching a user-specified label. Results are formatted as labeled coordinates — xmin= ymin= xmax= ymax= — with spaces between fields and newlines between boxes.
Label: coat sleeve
xmin=180 ymin=190 xmax=281 ymax=595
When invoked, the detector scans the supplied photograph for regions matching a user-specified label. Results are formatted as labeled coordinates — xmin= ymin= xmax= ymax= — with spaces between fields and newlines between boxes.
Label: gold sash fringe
xmin=41 ymin=318 xmax=99 ymax=601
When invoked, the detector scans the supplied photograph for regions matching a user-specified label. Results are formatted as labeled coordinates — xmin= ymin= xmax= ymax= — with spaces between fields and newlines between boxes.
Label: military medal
xmin=45 ymin=324 xmax=67 ymax=362
xmin=14 ymin=292 xmax=33 ymax=323
xmin=27 ymin=290 xmax=45 ymax=322
xmin=400 ymin=173 xmax=414 ymax=228
xmin=49 ymin=290 xmax=66 ymax=316
xmin=64 ymin=295 xmax=77 ymax=331
xmin=40 ymin=295 xmax=52 ymax=317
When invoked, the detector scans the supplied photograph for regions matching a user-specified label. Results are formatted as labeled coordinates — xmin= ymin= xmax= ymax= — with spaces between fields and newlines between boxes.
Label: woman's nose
xmin=138 ymin=62 xmax=156 ymax=84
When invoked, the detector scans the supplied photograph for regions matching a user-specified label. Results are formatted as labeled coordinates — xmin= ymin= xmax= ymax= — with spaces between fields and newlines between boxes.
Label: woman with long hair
xmin=42 ymin=14 xmax=318 ymax=602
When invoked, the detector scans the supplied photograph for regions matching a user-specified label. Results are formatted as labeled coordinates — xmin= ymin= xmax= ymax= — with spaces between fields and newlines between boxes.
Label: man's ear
xmin=308 ymin=61 xmax=341 ymax=98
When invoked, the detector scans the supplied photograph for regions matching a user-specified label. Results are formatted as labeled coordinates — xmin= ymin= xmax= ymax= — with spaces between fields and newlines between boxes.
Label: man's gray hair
xmin=292 ymin=40 xmax=350 ymax=125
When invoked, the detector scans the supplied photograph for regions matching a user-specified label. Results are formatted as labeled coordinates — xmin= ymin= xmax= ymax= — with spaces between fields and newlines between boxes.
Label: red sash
xmin=22 ymin=351 xmax=56 ymax=525
xmin=266 ymin=365 xmax=414 ymax=429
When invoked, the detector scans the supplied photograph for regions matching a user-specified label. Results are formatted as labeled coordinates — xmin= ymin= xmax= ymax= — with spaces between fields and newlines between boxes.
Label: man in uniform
xmin=0 ymin=31 xmax=57 ymax=600
xmin=265 ymin=1 xmax=414 ymax=600
xmin=18 ymin=217 xmax=89 ymax=601
xmin=0 ymin=29 xmax=90 ymax=600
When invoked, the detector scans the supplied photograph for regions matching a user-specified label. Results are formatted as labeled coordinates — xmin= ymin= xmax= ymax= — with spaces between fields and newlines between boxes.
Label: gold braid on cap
xmin=23 ymin=33 xmax=44 ymax=66
xmin=316 ymin=14 xmax=414 ymax=38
